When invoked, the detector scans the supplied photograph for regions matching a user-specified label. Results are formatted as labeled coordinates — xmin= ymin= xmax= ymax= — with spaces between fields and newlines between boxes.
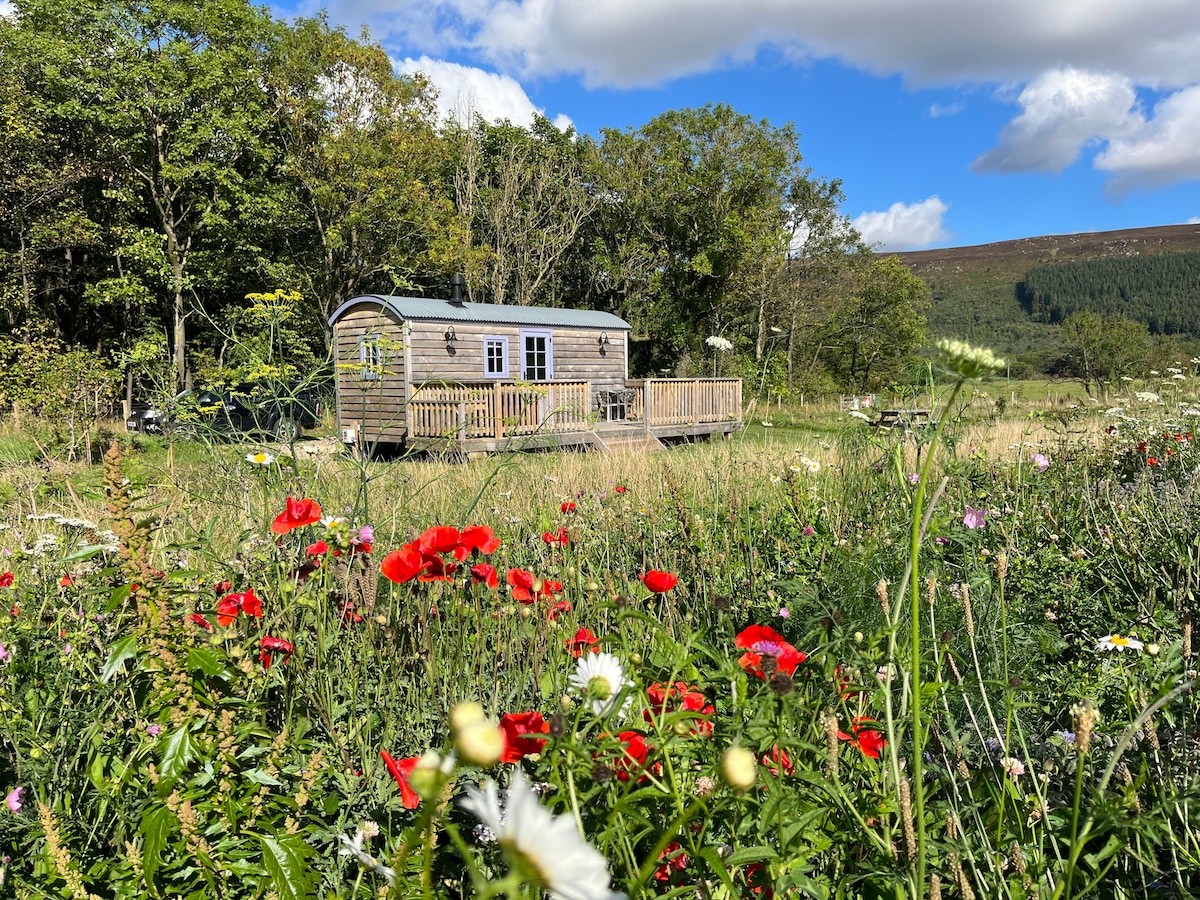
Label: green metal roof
xmin=329 ymin=295 xmax=631 ymax=330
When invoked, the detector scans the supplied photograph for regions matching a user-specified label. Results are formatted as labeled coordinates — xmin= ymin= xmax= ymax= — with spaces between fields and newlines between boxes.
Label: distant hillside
xmin=891 ymin=223 xmax=1200 ymax=368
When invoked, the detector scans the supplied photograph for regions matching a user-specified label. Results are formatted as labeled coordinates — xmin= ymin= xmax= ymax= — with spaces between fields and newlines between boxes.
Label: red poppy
xmin=470 ymin=563 xmax=500 ymax=589
xmin=837 ymin=717 xmax=887 ymax=759
xmin=745 ymin=862 xmax=774 ymax=898
xmin=339 ymin=601 xmax=364 ymax=624
xmin=834 ymin=664 xmax=867 ymax=700
xmin=508 ymin=567 xmax=537 ymax=603
xmin=271 ymin=497 xmax=323 ymax=534
xmin=239 ymin=589 xmax=263 ymax=618
xmin=0 ymin=572 xmax=12 ymax=588
xmin=499 ymin=712 xmax=550 ymax=763
xmin=735 ymin=624 xmax=806 ymax=678
xmin=347 ymin=540 xmax=372 ymax=555
xmin=216 ymin=589 xmax=262 ymax=626
xmin=188 ymin=613 xmax=214 ymax=632
xmin=418 ymin=555 xmax=457 ymax=583
xmin=561 ymin=501 xmax=576 ymax=513
xmin=506 ymin=569 xmax=562 ymax=604
xmin=305 ymin=540 xmax=329 ymax=558
xmin=566 ymin=627 xmax=600 ymax=657
xmin=761 ymin=746 xmax=794 ymax=777
xmin=1148 ymin=457 xmax=1159 ymax=466
xmin=381 ymin=547 xmax=431 ymax=584
xmin=216 ymin=595 xmax=242 ymax=627
xmin=606 ymin=730 xmax=650 ymax=782
xmin=380 ymin=750 xmax=421 ymax=809
xmin=59 ymin=574 xmax=74 ymax=588
xmin=460 ymin=524 xmax=501 ymax=556
xmin=644 ymin=681 xmax=714 ymax=735
xmin=542 ymin=528 xmax=569 ymax=547
xmin=214 ymin=580 xmax=232 ymax=594
xmin=653 ymin=842 xmax=690 ymax=883
xmin=614 ymin=485 xmax=627 ymax=494
xmin=259 ymin=635 xmax=295 ymax=670
xmin=547 ymin=599 xmax=572 ymax=621
xmin=417 ymin=525 xmax=463 ymax=558
xmin=641 ymin=571 xmax=679 ymax=593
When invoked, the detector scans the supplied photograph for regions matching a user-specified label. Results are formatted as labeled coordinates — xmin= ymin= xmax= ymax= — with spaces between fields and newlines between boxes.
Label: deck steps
xmin=592 ymin=429 xmax=665 ymax=453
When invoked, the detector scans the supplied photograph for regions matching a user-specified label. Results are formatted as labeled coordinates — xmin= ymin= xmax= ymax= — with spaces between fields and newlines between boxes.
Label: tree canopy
xmin=0 ymin=0 xmax=936 ymax=400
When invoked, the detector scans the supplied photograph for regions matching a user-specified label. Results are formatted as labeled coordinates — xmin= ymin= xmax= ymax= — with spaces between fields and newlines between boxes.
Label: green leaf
xmin=245 ymin=768 xmax=284 ymax=786
xmin=141 ymin=804 xmax=170 ymax=883
xmin=725 ymin=846 xmax=778 ymax=867
xmin=61 ymin=543 xmax=109 ymax=564
xmin=258 ymin=833 xmax=316 ymax=900
xmin=160 ymin=727 xmax=196 ymax=782
xmin=101 ymin=635 xmax=139 ymax=684
xmin=187 ymin=647 xmax=227 ymax=677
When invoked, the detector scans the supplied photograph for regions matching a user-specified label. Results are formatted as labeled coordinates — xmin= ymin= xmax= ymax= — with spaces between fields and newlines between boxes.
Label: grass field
xmin=0 ymin=371 xmax=1198 ymax=899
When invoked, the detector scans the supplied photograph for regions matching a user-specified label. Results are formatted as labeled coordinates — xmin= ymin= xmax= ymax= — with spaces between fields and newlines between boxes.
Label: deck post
xmin=693 ymin=379 xmax=700 ymax=427
xmin=644 ymin=380 xmax=653 ymax=434
xmin=493 ymin=381 xmax=503 ymax=441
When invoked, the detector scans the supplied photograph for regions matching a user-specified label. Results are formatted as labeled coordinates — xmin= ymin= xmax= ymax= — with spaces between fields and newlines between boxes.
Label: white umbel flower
xmin=705 ymin=335 xmax=733 ymax=352
xmin=1097 ymin=634 xmax=1144 ymax=652
xmin=462 ymin=769 xmax=623 ymax=900
xmin=568 ymin=651 xmax=631 ymax=717
xmin=337 ymin=829 xmax=396 ymax=885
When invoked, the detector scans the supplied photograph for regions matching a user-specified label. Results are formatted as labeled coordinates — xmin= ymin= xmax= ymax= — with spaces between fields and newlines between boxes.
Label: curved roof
xmin=329 ymin=295 xmax=631 ymax=330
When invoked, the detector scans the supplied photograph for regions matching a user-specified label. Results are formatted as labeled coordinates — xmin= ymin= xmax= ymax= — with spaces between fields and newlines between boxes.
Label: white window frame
xmin=482 ymin=335 xmax=509 ymax=379
xmin=359 ymin=335 xmax=382 ymax=381
xmin=519 ymin=329 xmax=553 ymax=382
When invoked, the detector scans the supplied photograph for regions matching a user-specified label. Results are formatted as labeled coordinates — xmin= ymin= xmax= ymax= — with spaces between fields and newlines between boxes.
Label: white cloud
xmin=396 ymin=56 xmax=573 ymax=129
xmin=928 ymin=101 xmax=963 ymax=118
xmin=332 ymin=0 xmax=1200 ymax=91
xmin=0 ymin=1 xmax=14 ymax=19
xmin=1189 ymin=216 xmax=1200 ymax=224
xmin=852 ymin=197 xmax=950 ymax=251
xmin=1094 ymin=85 xmax=1200 ymax=192
xmin=974 ymin=68 xmax=1141 ymax=173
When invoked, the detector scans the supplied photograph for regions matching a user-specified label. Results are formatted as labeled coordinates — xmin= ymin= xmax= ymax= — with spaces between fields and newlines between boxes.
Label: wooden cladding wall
xmin=408 ymin=323 xmax=626 ymax=392
xmin=333 ymin=308 xmax=407 ymax=442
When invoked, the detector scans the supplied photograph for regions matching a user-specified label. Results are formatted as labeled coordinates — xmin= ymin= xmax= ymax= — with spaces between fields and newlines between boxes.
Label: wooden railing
xmin=632 ymin=378 xmax=743 ymax=427
xmin=408 ymin=381 xmax=593 ymax=440
xmin=407 ymin=378 xmax=742 ymax=442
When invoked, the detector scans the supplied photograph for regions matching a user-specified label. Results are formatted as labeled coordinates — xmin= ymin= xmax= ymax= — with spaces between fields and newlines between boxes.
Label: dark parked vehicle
xmin=126 ymin=382 xmax=323 ymax=441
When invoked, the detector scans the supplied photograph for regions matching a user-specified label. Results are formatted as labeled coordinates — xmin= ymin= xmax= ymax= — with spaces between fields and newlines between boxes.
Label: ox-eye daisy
xmin=568 ymin=651 xmax=631 ymax=717
xmin=1097 ymin=634 xmax=1144 ymax=652
xmin=245 ymin=451 xmax=275 ymax=466
xmin=337 ymin=829 xmax=395 ymax=885
xmin=462 ymin=769 xmax=623 ymax=900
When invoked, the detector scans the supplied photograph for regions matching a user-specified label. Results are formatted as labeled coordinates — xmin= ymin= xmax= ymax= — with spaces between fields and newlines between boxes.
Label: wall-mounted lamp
xmin=444 ymin=325 xmax=458 ymax=343
xmin=597 ymin=332 xmax=610 ymax=346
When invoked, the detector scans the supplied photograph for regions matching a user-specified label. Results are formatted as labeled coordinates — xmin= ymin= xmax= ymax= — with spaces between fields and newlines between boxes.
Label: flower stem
xmin=908 ymin=377 xmax=966 ymax=891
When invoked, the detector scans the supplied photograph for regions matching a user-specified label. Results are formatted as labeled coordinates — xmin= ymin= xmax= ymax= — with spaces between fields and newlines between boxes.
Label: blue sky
xmin=272 ymin=0 xmax=1200 ymax=251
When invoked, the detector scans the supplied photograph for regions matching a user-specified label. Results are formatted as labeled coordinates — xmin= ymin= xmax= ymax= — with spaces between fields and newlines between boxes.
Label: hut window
xmin=520 ymin=329 xmax=553 ymax=381
xmin=359 ymin=336 xmax=382 ymax=380
xmin=483 ymin=336 xmax=509 ymax=378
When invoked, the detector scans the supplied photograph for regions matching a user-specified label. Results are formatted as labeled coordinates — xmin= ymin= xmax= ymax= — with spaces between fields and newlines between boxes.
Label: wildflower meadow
xmin=0 ymin=342 xmax=1198 ymax=899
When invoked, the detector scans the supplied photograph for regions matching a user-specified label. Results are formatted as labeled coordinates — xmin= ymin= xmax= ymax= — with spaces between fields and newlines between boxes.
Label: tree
xmin=818 ymin=254 xmax=929 ymax=392
xmin=452 ymin=116 xmax=597 ymax=306
xmin=14 ymin=0 xmax=284 ymax=387
xmin=1056 ymin=311 xmax=1149 ymax=397
xmin=271 ymin=18 xmax=467 ymax=345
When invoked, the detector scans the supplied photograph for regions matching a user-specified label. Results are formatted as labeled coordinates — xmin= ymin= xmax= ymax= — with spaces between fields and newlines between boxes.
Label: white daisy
xmin=1097 ymin=634 xmax=1144 ymax=652
xmin=568 ymin=651 xmax=631 ymax=717
xmin=245 ymin=451 xmax=275 ymax=466
xmin=320 ymin=515 xmax=346 ymax=528
xmin=461 ymin=769 xmax=623 ymax=900
xmin=337 ymin=829 xmax=396 ymax=885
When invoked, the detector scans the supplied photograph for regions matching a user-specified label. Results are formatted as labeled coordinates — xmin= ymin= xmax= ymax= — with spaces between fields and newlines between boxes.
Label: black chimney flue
xmin=449 ymin=273 xmax=466 ymax=306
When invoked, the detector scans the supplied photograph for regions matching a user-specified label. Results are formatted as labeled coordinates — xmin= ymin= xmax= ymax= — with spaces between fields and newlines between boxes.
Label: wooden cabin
xmin=328 ymin=287 xmax=742 ymax=456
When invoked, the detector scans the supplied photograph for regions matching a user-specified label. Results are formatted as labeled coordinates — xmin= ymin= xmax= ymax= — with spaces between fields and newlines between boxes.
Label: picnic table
xmin=872 ymin=408 xmax=932 ymax=431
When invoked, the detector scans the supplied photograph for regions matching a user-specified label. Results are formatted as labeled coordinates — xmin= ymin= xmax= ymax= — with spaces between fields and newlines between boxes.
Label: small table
xmin=873 ymin=409 xmax=931 ymax=431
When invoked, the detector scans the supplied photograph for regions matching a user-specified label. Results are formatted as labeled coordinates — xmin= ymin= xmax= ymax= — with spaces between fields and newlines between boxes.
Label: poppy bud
xmin=720 ymin=746 xmax=757 ymax=792
xmin=450 ymin=702 xmax=503 ymax=767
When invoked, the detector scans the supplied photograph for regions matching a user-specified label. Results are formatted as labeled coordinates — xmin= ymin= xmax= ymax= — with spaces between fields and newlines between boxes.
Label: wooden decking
xmin=401 ymin=378 xmax=742 ymax=455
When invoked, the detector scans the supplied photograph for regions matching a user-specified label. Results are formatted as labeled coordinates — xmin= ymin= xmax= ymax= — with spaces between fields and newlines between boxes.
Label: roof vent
xmin=448 ymin=274 xmax=466 ymax=306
